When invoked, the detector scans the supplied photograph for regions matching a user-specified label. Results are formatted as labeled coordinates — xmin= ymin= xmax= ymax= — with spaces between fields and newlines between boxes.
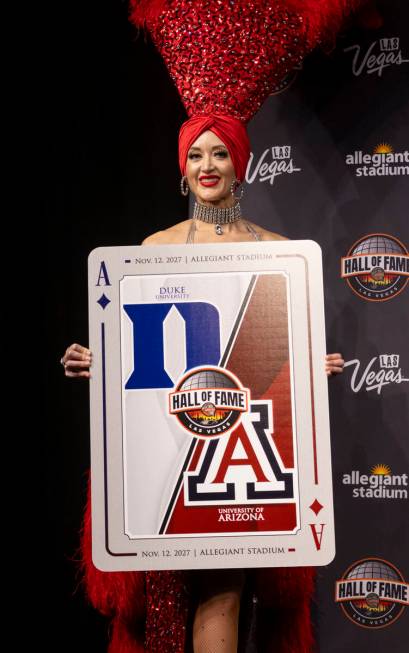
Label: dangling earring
xmin=180 ymin=176 xmax=189 ymax=196
xmin=230 ymin=179 xmax=244 ymax=200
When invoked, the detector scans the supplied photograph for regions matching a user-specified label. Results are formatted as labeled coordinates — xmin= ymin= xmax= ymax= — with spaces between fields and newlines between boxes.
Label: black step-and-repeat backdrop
xmin=241 ymin=1 xmax=409 ymax=649
xmin=48 ymin=1 xmax=408 ymax=651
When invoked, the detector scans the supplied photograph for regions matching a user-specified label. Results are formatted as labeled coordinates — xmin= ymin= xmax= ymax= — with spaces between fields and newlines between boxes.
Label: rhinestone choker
xmin=193 ymin=201 xmax=242 ymax=235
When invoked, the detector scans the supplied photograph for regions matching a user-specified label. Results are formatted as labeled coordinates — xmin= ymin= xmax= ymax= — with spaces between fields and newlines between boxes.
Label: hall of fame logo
xmin=335 ymin=558 xmax=409 ymax=628
xmin=341 ymin=233 xmax=409 ymax=301
xmin=169 ymin=366 xmax=249 ymax=438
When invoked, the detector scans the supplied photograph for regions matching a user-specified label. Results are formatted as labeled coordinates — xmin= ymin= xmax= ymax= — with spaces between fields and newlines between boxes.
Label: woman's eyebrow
xmin=188 ymin=145 xmax=227 ymax=151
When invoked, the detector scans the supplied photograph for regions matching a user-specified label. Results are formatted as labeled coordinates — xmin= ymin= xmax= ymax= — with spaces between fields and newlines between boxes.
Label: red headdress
xmin=130 ymin=0 xmax=367 ymax=178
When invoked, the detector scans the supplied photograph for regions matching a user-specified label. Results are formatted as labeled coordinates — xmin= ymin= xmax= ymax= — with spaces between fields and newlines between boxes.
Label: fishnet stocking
xmin=192 ymin=570 xmax=245 ymax=653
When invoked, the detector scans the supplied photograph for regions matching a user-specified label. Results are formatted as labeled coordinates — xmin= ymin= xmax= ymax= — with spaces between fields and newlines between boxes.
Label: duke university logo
xmin=123 ymin=301 xmax=221 ymax=389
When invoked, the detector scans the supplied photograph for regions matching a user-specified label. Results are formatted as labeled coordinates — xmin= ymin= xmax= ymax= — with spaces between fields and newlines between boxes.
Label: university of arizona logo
xmin=183 ymin=400 xmax=295 ymax=507
xmin=168 ymin=364 xmax=295 ymax=508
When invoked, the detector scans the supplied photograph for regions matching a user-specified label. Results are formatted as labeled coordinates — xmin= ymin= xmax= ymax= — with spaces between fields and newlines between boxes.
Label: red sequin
xmin=144 ymin=0 xmax=310 ymax=122
xmin=145 ymin=570 xmax=189 ymax=652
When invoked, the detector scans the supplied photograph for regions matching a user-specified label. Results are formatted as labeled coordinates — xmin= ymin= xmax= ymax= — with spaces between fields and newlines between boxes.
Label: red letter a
xmin=212 ymin=425 xmax=268 ymax=483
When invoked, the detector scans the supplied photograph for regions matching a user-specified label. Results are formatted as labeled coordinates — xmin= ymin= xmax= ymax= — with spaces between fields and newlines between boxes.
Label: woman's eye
xmin=188 ymin=152 xmax=200 ymax=160
xmin=214 ymin=151 xmax=228 ymax=158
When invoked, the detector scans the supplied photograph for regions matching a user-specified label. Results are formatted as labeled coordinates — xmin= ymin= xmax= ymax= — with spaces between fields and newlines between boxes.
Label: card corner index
xmin=320 ymin=543 xmax=336 ymax=567
xmin=301 ymin=239 xmax=322 ymax=259
xmin=91 ymin=544 xmax=117 ymax=572
xmin=88 ymin=246 xmax=108 ymax=265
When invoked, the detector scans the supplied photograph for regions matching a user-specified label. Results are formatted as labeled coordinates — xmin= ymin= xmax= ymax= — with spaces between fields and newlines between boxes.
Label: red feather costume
xmin=81 ymin=1 xmax=372 ymax=651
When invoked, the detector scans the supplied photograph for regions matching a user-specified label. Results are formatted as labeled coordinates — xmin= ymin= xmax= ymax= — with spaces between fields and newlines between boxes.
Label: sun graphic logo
xmin=169 ymin=366 xmax=249 ymax=438
xmin=371 ymin=464 xmax=391 ymax=476
xmin=374 ymin=143 xmax=393 ymax=155
xmin=335 ymin=558 xmax=409 ymax=628
xmin=341 ymin=233 xmax=409 ymax=301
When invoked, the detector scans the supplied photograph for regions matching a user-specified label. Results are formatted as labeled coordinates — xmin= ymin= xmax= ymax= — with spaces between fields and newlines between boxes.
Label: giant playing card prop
xmin=88 ymin=240 xmax=335 ymax=570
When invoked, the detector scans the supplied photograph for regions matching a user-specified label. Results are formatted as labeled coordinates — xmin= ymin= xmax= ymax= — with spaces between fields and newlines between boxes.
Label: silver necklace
xmin=186 ymin=218 xmax=261 ymax=244
xmin=193 ymin=201 xmax=242 ymax=235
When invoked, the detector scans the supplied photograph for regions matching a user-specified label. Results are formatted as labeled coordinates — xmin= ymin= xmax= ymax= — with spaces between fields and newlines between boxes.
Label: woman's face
xmin=186 ymin=130 xmax=236 ymax=205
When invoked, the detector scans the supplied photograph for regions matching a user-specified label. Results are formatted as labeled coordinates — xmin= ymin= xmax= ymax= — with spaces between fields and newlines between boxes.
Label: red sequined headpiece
xmin=130 ymin=0 xmax=363 ymax=123
xmin=130 ymin=1 xmax=364 ymax=174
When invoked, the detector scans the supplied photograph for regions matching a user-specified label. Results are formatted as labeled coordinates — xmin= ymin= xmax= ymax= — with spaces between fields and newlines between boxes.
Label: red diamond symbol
xmin=309 ymin=499 xmax=323 ymax=516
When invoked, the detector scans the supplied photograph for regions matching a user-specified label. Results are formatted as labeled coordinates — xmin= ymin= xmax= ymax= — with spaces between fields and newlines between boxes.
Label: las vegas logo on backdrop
xmin=246 ymin=145 xmax=302 ymax=186
xmin=344 ymin=36 xmax=409 ymax=77
xmin=344 ymin=353 xmax=409 ymax=395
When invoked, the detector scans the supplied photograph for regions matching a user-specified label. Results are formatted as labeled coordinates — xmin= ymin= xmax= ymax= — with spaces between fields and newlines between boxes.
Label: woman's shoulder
xmin=246 ymin=221 xmax=288 ymax=242
xmin=141 ymin=220 xmax=191 ymax=245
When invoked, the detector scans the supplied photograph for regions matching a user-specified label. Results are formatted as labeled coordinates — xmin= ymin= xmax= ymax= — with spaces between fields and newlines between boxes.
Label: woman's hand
xmin=60 ymin=343 xmax=92 ymax=379
xmin=325 ymin=353 xmax=344 ymax=377
xmin=60 ymin=346 xmax=343 ymax=378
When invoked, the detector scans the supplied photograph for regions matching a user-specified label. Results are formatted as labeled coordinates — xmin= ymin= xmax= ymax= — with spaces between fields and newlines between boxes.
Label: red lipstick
xmin=199 ymin=175 xmax=220 ymax=187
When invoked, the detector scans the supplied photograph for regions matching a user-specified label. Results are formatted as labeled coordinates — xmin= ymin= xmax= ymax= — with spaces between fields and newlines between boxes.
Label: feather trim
xmin=108 ymin=617 xmax=146 ymax=653
xmin=80 ymin=476 xmax=146 ymax=622
xmin=129 ymin=0 xmax=169 ymax=27
xmin=255 ymin=567 xmax=316 ymax=653
xmin=286 ymin=0 xmax=366 ymax=44
xmin=129 ymin=0 xmax=367 ymax=33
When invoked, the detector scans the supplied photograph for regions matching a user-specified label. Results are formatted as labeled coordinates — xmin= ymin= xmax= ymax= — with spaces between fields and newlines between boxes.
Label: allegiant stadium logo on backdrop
xmin=344 ymin=354 xmax=409 ymax=394
xmin=341 ymin=233 xmax=409 ymax=301
xmin=169 ymin=366 xmax=249 ymax=438
xmin=345 ymin=143 xmax=409 ymax=177
xmin=342 ymin=465 xmax=408 ymax=500
xmin=344 ymin=37 xmax=409 ymax=77
xmin=335 ymin=558 xmax=408 ymax=628
xmin=246 ymin=145 xmax=301 ymax=186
